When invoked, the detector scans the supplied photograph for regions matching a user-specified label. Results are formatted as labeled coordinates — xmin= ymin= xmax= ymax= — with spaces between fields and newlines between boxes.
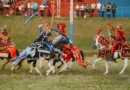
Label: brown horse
xmin=1 ymin=46 xmax=22 ymax=70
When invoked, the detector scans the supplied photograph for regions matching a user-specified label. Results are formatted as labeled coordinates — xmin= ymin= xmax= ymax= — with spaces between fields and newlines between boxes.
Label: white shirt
xmin=27 ymin=2 xmax=31 ymax=8
xmin=91 ymin=3 xmax=96 ymax=9
xmin=75 ymin=5 xmax=79 ymax=10
xmin=40 ymin=4 xmax=45 ymax=10
xmin=80 ymin=5 xmax=85 ymax=10
xmin=97 ymin=2 xmax=101 ymax=10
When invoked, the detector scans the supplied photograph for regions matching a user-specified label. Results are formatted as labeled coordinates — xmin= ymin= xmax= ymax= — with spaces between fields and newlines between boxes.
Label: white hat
xmin=38 ymin=24 xmax=43 ymax=29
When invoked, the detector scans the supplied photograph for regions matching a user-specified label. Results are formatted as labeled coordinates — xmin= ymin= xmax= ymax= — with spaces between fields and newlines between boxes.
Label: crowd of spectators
xmin=0 ymin=0 xmax=117 ymax=18
xmin=0 ymin=0 xmax=49 ymax=16
xmin=75 ymin=1 xmax=117 ymax=18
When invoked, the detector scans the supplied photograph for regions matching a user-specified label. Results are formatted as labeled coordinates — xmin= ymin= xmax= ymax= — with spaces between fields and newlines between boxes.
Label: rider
xmin=51 ymin=23 xmax=67 ymax=58
xmin=33 ymin=24 xmax=51 ymax=45
xmin=109 ymin=24 xmax=126 ymax=62
xmin=1 ymin=26 xmax=8 ymax=36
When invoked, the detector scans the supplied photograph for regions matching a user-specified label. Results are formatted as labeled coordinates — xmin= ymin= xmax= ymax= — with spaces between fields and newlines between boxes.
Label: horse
xmin=92 ymin=32 xmax=130 ymax=74
xmin=1 ymin=46 xmax=22 ymax=70
xmin=58 ymin=44 xmax=88 ymax=73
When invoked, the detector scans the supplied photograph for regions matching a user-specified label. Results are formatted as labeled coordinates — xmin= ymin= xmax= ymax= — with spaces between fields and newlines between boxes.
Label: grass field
xmin=0 ymin=57 xmax=130 ymax=90
xmin=0 ymin=16 xmax=130 ymax=90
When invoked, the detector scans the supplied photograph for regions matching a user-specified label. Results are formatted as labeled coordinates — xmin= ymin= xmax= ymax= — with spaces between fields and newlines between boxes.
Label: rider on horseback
xmin=33 ymin=24 xmax=51 ymax=44
xmin=51 ymin=23 xmax=67 ymax=58
xmin=109 ymin=24 xmax=126 ymax=62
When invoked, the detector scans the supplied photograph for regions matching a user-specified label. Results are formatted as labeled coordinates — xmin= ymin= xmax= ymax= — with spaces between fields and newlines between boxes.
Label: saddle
xmin=98 ymin=48 xmax=110 ymax=58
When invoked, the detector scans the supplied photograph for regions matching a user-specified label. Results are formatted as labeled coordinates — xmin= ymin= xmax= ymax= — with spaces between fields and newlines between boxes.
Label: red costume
xmin=108 ymin=23 xmax=126 ymax=53
xmin=64 ymin=44 xmax=89 ymax=68
xmin=50 ymin=1 xmax=55 ymax=16
xmin=57 ymin=23 xmax=66 ymax=35
xmin=7 ymin=46 xmax=17 ymax=59
xmin=62 ymin=48 xmax=72 ymax=61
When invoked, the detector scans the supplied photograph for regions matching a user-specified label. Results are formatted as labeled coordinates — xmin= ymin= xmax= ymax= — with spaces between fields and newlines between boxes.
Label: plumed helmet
xmin=57 ymin=23 xmax=66 ymax=29
xmin=38 ymin=24 xmax=43 ymax=29
xmin=117 ymin=24 xmax=122 ymax=29
xmin=3 ymin=25 xmax=6 ymax=31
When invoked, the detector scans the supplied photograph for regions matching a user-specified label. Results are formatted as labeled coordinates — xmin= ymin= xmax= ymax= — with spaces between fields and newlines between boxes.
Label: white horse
xmin=92 ymin=34 xmax=130 ymax=74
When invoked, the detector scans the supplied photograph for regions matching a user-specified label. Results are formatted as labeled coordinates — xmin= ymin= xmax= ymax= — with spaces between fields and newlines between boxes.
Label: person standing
xmin=91 ymin=2 xmax=96 ymax=17
xmin=80 ymin=3 xmax=85 ymax=17
xmin=30 ymin=2 xmax=33 ymax=15
xmin=75 ymin=4 xmax=79 ymax=17
xmin=40 ymin=3 xmax=45 ymax=17
xmin=106 ymin=2 xmax=111 ymax=18
xmin=27 ymin=1 xmax=31 ymax=16
xmin=112 ymin=3 xmax=117 ymax=18
xmin=97 ymin=1 xmax=101 ymax=17
xmin=33 ymin=1 xmax=38 ymax=14
xmin=101 ymin=4 xmax=106 ymax=18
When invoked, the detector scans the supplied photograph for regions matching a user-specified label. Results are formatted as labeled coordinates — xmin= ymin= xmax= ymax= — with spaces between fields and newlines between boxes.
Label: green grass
xmin=0 ymin=16 xmax=130 ymax=90
xmin=0 ymin=16 xmax=130 ymax=52
xmin=0 ymin=57 xmax=130 ymax=90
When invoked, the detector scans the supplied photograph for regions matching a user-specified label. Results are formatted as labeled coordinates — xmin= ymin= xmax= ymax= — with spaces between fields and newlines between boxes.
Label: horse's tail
xmin=80 ymin=50 xmax=84 ymax=61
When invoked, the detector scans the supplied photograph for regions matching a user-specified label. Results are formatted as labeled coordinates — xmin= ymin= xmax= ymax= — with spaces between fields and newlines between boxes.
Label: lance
xmin=107 ymin=24 xmax=112 ymax=46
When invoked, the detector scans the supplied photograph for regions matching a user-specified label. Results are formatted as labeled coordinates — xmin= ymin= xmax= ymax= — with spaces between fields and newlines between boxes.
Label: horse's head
xmin=92 ymin=35 xmax=110 ymax=49
xmin=92 ymin=35 xmax=100 ymax=49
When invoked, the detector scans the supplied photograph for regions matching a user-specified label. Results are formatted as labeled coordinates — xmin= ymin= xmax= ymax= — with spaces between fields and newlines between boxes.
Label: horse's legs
xmin=29 ymin=62 xmax=34 ymax=73
xmin=119 ymin=58 xmax=128 ymax=74
xmin=59 ymin=61 xmax=70 ymax=73
xmin=29 ymin=60 xmax=43 ymax=76
xmin=2 ymin=59 xmax=9 ymax=70
xmin=34 ymin=67 xmax=43 ymax=76
xmin=39 ymin=57 xmax=44 ymax=69
xmin=92 ymin=58 xmax=102 ymax=70
xmin=46 ymin=60 xmax=55 ymax=76
xmin=104 ymin=61 xmax=109 ymax=74
xmin=56 ymin=59 xmax=64 ymax=69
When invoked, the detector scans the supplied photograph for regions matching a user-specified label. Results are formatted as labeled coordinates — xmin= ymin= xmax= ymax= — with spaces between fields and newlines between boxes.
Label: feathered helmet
xmin=3 ymin=25 xmax=7 ymax=31
xmin=38 ymin=24 xmax=43 ymax=29
xmin=117 ymin=24 xmax=122 ymax=29
xmin=57 ymin=23 xmax=66 ymax=29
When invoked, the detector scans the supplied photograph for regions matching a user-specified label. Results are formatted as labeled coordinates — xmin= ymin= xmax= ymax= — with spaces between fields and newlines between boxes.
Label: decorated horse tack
xmin=93 ymin=23 xmax=130 ymax=74
xmin=121 ymin=42 xmax=130 ymax=58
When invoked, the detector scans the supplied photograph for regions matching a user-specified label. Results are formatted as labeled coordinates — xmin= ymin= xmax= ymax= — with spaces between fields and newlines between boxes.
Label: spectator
xmin=40 ymin=3 xmax=45 ymax=17
xmin=91 ymin=2 xmax=96 ymax=17
xmin=97 ymin=1 xmax=101 ymax=17
xmin=5 ymin=0 xmax=10 ymax=5
xmin=80 ymin=3 xmax=85 ymax=17
xmin=106 ymin=2 xmax=111 ymax=18
xmin=15 ymin=2 xmax=20 ymax=15
xmin=0 ymin=1 xmax=3 ymax=11
xmin=30 ymin=2 xmax=33 ymax=15
xmin=43 ymin=0 xmax=48 ymax=7
xmin=75 ymin=4 xmax=79 ymax=17
xmin=21 ymin=3 xmax=26 ymax=16
xmin=101 ymin=4 xmax=106 ymax=18
xmin=112 ymin=3 xmax=117 ymax=18
xmin=27 ymin=1 xmax=31 ymax=16
xmin=33 ymin=1 xmax=38 ymax=14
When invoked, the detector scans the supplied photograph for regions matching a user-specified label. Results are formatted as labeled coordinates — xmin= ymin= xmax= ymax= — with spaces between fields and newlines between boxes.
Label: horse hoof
xmin=40 ymin=74 xmax=43 ymax=77
xmin=92 ymin=68 xmax=96 ymax=71
xmin=46 ymin=71 xmax=49 ymax=76
xmin=119 ymin=72 xmax=123 ymax=75
xmin=2 ymin=67 xmax=4 ymax=70
xmin=104 ymin=72 xmax=108 ymax=74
